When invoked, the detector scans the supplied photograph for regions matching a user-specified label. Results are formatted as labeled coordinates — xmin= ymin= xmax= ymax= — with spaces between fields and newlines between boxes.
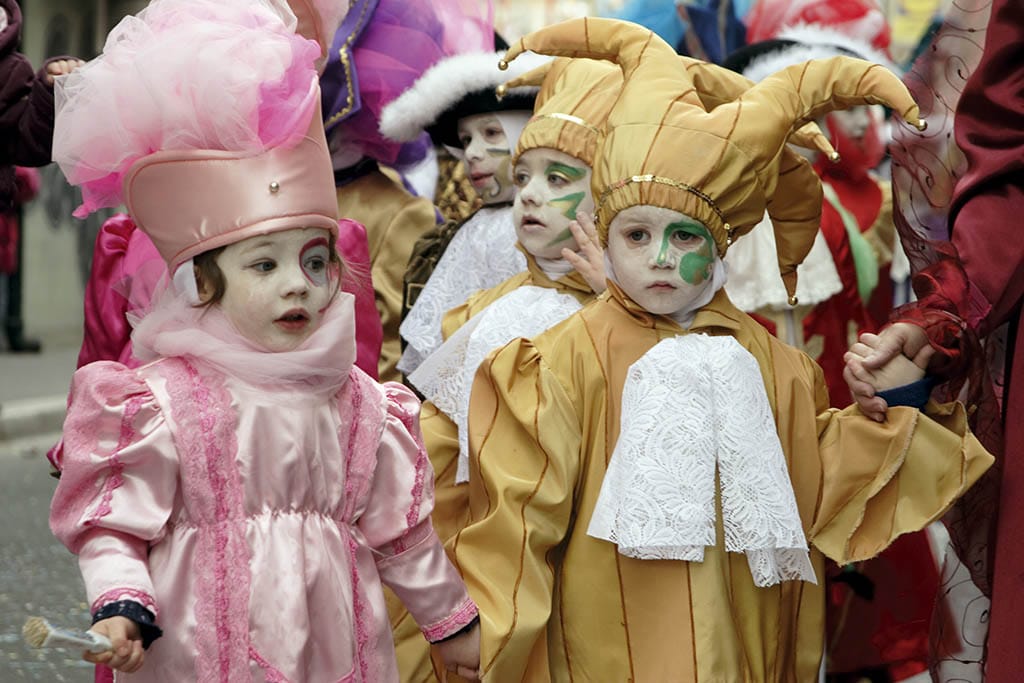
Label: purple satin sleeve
xmin=49 ymin=362 xmax=178 ymax=619
xmin=360 ymin=384 xmax=478 ymax=640
xmin=337 ymin=218 xmax=383 ymax=380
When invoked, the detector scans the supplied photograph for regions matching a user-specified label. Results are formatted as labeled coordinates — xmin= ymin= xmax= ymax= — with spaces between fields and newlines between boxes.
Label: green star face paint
xmin=512 ymin=148 xmax=595 ymax=260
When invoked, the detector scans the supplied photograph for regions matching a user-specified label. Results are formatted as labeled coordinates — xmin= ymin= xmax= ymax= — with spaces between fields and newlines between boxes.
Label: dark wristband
xmin=429 ymin=614 xmax=480 ymax=644
xmin=876 ymin=376 xmax=936 ymax=410
xmin=92 ymin=600 xmax=164 ymax=649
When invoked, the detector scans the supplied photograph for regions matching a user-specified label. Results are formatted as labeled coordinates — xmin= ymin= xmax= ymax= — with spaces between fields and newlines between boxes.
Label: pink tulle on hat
xmin=52 ymin=0 xmax=340 ymax=271
xmin=53 ymin=0 xmax=323 ymax=219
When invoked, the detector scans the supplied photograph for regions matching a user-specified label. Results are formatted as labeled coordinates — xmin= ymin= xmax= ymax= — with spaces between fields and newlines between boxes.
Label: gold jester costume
xmin=390 ymin=56 xmax=616 ymax=682
xmin=449 ymin=18 xmax=994 ymax=683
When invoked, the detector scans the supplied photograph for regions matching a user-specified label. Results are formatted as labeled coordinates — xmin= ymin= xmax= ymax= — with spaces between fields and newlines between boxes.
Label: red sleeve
xmin=894 ymin=0 xmax=1024 ymax=378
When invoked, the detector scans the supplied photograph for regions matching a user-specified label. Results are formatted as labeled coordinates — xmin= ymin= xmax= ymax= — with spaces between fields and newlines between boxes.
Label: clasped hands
xmin=844 ymin=322 xmax=935 ymax=422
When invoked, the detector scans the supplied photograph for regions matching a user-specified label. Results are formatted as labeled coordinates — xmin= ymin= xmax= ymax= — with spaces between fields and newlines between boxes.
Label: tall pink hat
xmin=53 ymin=0 xmax=343 ymax=272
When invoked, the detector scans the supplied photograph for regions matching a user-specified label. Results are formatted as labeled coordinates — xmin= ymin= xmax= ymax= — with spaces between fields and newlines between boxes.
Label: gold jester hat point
xmin=504 ymin=57 xmax=622 ymax=168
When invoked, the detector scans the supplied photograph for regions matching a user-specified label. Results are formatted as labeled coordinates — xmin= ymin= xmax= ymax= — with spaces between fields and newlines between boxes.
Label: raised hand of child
xmin=562 ymin=211 xmax=606 ymax=294
xmin=436 ymin=623 xmax=481 ymax=681
xmin=86 ymin=616 xmax=144 ymax=673
xmin=45 ymin=58 xmax=86 ymax=85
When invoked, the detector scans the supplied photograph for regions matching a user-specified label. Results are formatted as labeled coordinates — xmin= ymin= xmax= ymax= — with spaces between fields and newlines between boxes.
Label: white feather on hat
xmin=742 ymin=24 xmax=898 ymax=83
xmin=379 ymin=50 xmax=549 ymax=143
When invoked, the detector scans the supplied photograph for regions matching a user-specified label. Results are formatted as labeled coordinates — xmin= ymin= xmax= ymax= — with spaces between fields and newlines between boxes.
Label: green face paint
xmin=485 ymin=147 xmax=511 ymax=157
xmin=484 ymin=153 xmax=513 ymax=201
xmin=658 ymin=220 xmax=715 ymax=285
xmin=545 ymin=162 xmax=587 ymax=181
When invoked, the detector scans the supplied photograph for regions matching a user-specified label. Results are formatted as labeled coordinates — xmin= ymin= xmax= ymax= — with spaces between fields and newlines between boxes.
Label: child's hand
xmin=86 ymin=616 xmax=144 ymax=673
xmin=845 ymin=332 xmax=934 ymax=393
xmin=562 ymin=211 xmax=606 ymax=294
xmin=436 ymin=623 xmax=481 ymax=681
xmin=45 ymin=58 xmax=86 ymax=85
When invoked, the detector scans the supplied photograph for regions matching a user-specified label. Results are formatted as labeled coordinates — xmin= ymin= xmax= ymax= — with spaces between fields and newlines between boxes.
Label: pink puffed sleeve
xmin=49 ymin=361 xmax=178 ymax=619
xmin=358 ymin=382 xmax=478 ymax=642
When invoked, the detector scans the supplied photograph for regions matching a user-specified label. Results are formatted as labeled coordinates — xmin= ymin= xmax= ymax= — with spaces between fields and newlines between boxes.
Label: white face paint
xmin=512 ymin=148 xmax=594 ymax=260
xmin=606 ymin=205 xmax=716 ymax=315
xmin=456 ymin=113 xmax=515 ymax=205
xmin=206 ymin=227 xmax=334 ymax=352
xmin=829 ymin=105 xmax=872 ymax=141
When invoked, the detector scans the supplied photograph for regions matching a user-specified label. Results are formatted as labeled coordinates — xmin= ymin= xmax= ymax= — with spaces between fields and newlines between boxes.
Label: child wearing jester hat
xmin=448 ymin=18 xmax=994 ymax=683
xmin=379 ymin=44 xmax=549 ymax=378
xmin=47 ymin=1 xmax=479 ymax=680
xmin=385 ymin=55 xmax=618 ymax=681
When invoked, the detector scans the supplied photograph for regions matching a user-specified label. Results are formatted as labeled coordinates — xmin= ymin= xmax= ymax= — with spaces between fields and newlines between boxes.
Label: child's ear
xmin=194 ymin=264 xmax=211 ymax=303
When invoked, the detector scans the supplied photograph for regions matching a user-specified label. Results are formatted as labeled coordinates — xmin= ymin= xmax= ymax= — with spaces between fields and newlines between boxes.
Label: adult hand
xmin=85 ymin=616 xmax=144 ymax=673
xmin=45 ymin=58 xmax=86 ymax=85
xmin=562 ymin=211 xmax=606 ymax=294
xmin=844 ymin=322 xmax=932 ymax=422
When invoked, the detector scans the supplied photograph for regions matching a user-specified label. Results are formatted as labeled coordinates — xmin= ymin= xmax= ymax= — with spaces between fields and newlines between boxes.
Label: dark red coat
xmin=0 ymin=0 xmax=59 ymax=209
xmin=894 ymin=0 xmax=1024 ymax=677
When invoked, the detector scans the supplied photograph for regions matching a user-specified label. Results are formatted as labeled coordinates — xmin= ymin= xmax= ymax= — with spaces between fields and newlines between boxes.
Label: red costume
xmin=891 ymin=0 xmax=1024 ymax=677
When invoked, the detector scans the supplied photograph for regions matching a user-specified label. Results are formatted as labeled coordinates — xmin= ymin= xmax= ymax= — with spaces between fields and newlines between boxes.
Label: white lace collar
xmin=408 ymin=285 xmax=584 ymax=482
xmin=587 ymin=333 xmax=816 ymax=587
xmin=397 ymin=205 xmax=526 ymax=376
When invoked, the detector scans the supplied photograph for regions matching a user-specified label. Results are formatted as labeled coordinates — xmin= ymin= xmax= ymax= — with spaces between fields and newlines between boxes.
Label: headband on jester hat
xmin=499 ymin=18 xmax=922 ymax=303
xmin=52 ymin=0 xmax=342 ymax=275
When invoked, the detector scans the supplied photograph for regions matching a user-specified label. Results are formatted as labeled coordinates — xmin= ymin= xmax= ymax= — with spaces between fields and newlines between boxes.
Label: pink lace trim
xmin=160 ymin=359 xmax=249 ymax=683
xmin=86 ymin=397 xmax=142 ymax=524
xmin=392 ymin=398 xmax=429 ymax=547
xmin=422 ymin=597 xmax=479 ymax=643
xmin=340 ymin=369 xmax=387 ymax=523
xmin=346 ymin=533 xmax=370 ymax=682
xmin=91 ymin=587 xmax=158 ymax=618
xmin=249 ymin=647 xmax=291 ymax=683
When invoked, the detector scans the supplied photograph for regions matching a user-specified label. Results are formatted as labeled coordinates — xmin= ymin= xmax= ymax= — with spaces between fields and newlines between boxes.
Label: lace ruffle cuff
xmin=92 ymin=600 xmax=163 ymax=649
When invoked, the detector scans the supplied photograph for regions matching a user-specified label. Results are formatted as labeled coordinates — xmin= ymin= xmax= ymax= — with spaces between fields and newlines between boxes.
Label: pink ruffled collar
xmin=130 ymin=288 xmax=357 ymax=396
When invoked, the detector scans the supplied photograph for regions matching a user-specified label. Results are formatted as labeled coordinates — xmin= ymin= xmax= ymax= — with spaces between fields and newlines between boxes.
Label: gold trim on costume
xmin=324 ymin=0 xmax=375 ymax=128
xmin=597 ymin=174 xmax=728 ymax=228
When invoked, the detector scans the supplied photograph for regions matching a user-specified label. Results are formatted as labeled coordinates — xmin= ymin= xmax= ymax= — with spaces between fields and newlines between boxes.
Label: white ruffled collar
xmin=587 ymin=332 xmax=816 ymax=587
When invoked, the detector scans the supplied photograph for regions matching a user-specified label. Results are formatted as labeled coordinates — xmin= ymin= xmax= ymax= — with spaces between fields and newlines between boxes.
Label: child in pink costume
xmin=47 ymin=1 xmax=479 ymax=680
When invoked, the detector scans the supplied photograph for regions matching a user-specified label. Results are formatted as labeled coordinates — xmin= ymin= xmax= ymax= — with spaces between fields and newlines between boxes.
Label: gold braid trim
xmin=324 ymin=0 xmax=375 ymax=129
xmin=596 ymin=174 xmax=734 ymax=243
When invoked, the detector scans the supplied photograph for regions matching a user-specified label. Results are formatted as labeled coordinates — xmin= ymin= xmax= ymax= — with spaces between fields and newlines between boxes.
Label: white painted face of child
xmin=606 ymin=205 xmax=716 ymax=316
xmin=457 ymin=113 xmax=516 ymax=205
xmin=199 ymin=227 xmax=335 ymax=352
xmin=512 ymin=148 xmax=595 ymax=259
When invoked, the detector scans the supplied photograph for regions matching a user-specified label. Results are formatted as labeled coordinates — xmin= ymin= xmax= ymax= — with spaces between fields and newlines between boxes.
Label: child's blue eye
xmin=252 ymin=260 xmax=276 ymax=272
xmin=305 ymin=257 xmax=326 ymax=273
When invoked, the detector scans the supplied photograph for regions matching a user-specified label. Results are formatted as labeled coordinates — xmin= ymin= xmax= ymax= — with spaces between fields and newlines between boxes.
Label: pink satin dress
xmin=50 ymin=296 xmax=474 ymax=682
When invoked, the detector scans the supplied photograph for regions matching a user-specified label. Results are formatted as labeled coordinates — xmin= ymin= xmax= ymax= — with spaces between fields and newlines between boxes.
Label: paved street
xmin=0 ymin=446 xmax=94 ymax=681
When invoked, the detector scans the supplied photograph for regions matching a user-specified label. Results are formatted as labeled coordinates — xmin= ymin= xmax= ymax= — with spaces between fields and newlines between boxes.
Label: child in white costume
xmin=380 ymin=46 xmax=548 ymax=377
xmin=449 ymin=18 xmax=994 ymax=682
xmin=48 ymin=1 xmax=479 ymax=680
